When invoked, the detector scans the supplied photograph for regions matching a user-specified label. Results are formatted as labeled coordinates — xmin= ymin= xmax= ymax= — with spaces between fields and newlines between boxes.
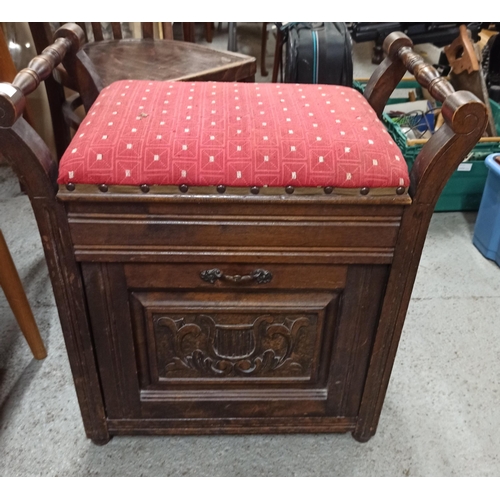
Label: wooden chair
xmin=182 ymin=22 xmax=216 ymax=43
xmin=0 ymin=230 xmax=47 ymax=360
xmin=0 ymin=24 xmax=487 ymax=444
xmin=28 ymin=22 xmax=257 ymax=160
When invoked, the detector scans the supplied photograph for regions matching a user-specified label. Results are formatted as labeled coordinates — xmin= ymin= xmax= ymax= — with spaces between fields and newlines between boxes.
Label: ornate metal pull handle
xmin=200 ymin=268 xmax=273 ymax=285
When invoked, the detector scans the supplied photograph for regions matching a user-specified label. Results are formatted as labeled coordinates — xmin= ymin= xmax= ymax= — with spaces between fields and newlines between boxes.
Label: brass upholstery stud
xmin=66 ymin=183 xmax=75 ymax=192
xmin=360 ymin=187 xmax=370 ymax=196
xmin=179 ymin=184 xmax=189 ymax=193
xmin=250 ymin=186 xmax=260 ymax=195
xmin=140 ymin=184 xmax=150 ymax=193
xmin=217 ymin=185 xmax=226 ymax=194
xmin=324 ymin=186 xmax=333 ymax=194
xmin=396 ymin=186 xmax=405 ymax=195
xmin=98 ymin=184 xmax=108 ymax=193
xmin=285 ymin=186 xmax=295 ymax=194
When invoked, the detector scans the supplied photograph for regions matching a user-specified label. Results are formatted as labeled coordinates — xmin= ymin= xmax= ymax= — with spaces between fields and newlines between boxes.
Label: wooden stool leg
xmin=261 ymin=22 xmax=269 ymax=77
xmin=0 ymin=231 xmax=47 ymax=360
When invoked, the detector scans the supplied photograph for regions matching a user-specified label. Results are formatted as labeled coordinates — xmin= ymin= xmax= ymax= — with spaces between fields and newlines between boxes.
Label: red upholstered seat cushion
xmin=58 ymin=80 xmax=409 ymax=189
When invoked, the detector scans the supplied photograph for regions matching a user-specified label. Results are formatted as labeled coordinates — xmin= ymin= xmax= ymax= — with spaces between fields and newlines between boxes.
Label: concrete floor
xmin=1 ymin=23 xmax=500 ymax=476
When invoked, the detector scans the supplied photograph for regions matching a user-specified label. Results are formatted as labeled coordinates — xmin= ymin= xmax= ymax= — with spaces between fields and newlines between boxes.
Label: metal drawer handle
xmin=200 ymin=268 xmax=273 ymax=285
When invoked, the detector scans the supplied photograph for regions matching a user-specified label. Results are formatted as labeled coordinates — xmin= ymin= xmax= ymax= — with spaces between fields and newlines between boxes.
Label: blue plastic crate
xmin=473 ymin=153 xmax=500 ymax=267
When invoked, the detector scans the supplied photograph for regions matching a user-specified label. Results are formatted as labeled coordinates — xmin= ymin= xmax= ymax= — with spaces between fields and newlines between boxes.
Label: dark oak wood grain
xmin=0 ymin=30 xmax=487 ymax=444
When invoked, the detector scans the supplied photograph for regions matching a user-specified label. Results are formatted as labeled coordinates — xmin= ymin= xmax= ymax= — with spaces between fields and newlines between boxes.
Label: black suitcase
xmin=483 ymin=33 xmax=500 ymax=102
xmin=282 ymin=22 xmax=353 ymax=86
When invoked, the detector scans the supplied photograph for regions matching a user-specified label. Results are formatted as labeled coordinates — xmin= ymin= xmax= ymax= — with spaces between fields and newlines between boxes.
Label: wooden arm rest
xmin=365 ymin=31 xmax=480 ymax=123
xmin=364 ymin=31 xmax=488 ymax=206
xmin=0 ymin=23 xmax=84 ymax=128
xmin=0 ymin=23 xmax=85 ymax=203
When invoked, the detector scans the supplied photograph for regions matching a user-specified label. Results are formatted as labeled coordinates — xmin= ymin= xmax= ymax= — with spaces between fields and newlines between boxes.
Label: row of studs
xmin=65 ymin=183 xmax=406 ymax=196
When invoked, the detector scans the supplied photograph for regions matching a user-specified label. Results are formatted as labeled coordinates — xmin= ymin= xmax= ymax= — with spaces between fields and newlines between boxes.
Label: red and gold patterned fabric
xmin=58 ymin=80 xmax=409 ymax=188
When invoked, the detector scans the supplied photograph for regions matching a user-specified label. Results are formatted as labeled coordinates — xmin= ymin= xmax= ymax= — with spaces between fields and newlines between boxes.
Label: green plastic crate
xmin=355 ymin=79 xmax=500 ymax=211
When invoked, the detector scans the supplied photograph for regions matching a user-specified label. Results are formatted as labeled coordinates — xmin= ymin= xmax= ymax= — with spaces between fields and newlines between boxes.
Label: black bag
xmin=483 ymin=33 xmax=500 ymax=103
xmin=282 ymin=22 xmax=353 ymax=86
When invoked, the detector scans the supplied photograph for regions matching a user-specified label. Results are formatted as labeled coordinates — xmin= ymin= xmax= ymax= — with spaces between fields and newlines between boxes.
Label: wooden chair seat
xmin=0 ymin=24 xmax=488 ymax=445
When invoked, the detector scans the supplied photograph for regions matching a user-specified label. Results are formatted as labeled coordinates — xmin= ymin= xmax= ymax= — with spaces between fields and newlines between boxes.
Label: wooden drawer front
xmin=82 ymin=262 xmax=389 ymax=422
xmin=124 ymin=263 xmax=347 ymax=290
xmin=68 ymin=217 xmax=400 ymax=255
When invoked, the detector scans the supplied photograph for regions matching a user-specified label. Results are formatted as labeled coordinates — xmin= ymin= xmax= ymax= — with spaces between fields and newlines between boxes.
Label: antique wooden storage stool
xmin=0 ymin=25 xmax=487 ymax=444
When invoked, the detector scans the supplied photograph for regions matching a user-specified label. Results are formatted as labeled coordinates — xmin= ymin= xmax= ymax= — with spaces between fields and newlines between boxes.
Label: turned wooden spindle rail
xmin=364 ymin=31 xmax=487 ymax=205
xmin=13 ymin=38 xmax=71 ymax=95
xmin=391 ymin=47 xmax=454 ymax=103
xmin=0 ymin=24 xmax=84 ymax=128
xmin=366 ymin=32 xmax=460 ymax=116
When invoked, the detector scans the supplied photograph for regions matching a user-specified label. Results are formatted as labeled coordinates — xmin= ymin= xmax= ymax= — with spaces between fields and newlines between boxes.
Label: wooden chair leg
xmin=272 ymin=27 xmax=283 ymax=83
xmin=228 ymin=22 xmax=237 ymax=52
xmin=183 ymin=22 xmax=196 ymax=43
xmin=205 ymin=22 xmax=214 ymax=43
xmin=161 ymin=22 xmax=174 ymax=40
xmin=0 ymin=230 xmax=47 ymax=360
xmin=261 ymin=22 xmax=269 ymax=77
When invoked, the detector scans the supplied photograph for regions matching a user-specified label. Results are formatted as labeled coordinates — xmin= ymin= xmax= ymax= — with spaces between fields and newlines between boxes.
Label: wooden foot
xmin=351 ymin=430 xmax=375 ymax=443
xmin=0 ymin=230 xmax=47 ymax=360
xmin=91 ymin=435 xmax=112 ymax=446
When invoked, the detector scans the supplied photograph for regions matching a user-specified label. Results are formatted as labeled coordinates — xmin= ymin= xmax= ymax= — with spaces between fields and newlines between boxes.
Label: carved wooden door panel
xmin=81 ymin=261 xmax=389 ymax=427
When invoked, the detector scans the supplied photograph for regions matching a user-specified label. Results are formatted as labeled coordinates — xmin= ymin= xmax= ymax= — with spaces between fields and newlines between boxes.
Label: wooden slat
xmin=111 ymin=23 xmax=122 ymax=40
xmin=141 ymin=22 xmax=154 ymax=39
xmin=91 ymin=22 xmax=104 ymax=41
xmin=28 ymin=22 xmax=54 ymax=53
xmin=183 ymin=22 xmax=195 ymax=42
xmin=76 ymin=23 xmax=88 ymax=42
xmin=205 ymin=22 xmax=213 ymax=43
xmin=161 ymin=22 xmax=173 ymax=40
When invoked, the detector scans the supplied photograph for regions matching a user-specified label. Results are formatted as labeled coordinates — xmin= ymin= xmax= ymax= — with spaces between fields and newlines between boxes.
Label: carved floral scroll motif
xmin=154 ymin=314 xmax=314 ymax=378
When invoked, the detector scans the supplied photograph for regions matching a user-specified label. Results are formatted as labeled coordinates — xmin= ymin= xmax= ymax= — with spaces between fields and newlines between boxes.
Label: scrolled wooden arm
xmin=364 ymin=31 xmax=488 ymax=206
xmin=0 ymin=23 xmax=85 ymax=128
xmin=366 ymin=31 xmax=486 ymax=141
xmin=410 ymin=90 xmax=487 ymax=205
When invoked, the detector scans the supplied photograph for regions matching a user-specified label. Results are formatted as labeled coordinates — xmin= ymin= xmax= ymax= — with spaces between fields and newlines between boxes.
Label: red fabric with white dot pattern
xmin=58 ymin=80 xmax=409 ymax=188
